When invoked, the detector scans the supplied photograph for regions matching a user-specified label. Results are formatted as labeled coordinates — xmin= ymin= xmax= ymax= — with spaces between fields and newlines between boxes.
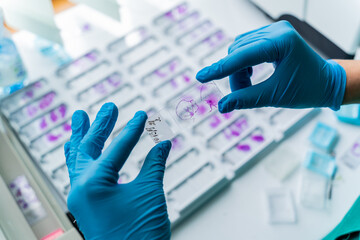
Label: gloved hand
xmin=64 ymin=102 xmax=172 ymax=240
xmin=196 ymin=20 xmax=347 ymax=112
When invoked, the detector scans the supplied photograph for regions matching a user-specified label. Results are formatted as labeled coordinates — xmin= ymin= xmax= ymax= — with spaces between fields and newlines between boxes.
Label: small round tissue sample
xmin=176 ymin=98 xmax=199 ymax=120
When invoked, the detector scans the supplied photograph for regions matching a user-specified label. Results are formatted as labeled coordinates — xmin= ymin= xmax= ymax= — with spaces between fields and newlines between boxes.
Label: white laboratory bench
xmin=3 ymin=0 xmax=360 ymax=239
xmin=171 ymin=108 xmax=360 ymax=240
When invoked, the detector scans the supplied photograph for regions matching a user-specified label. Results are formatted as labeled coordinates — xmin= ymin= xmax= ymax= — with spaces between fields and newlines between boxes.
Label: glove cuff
xmin=326 ymin=59 xmax=347 ymax=111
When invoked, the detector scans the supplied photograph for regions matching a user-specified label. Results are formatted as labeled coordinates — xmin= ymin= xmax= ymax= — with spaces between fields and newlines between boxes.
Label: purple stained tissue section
xmin=40 ymin=105 xmax=67 ymax=129
xmin=223 ymin=118 xmax=248 ymax=140
xmin=165 ymin=11 xmax=174 ymax=19
xmin=85 ymin=52 xmax=97 ymax=62
xmin=215 ymin=31 xmax=225 ymax=41
xmin=164 ymin=5 xmax=187 ymax=20
xmin=171 ymin=136 xmax=183 ymax=150
xmin=224 ymin=127 xmax=238 ymax=140
xmin=154 ymin=60 xmax=178 ymax=78
xmin=252 ymin=135 xmax=265 ymax=142
xmin=107 ymin=75 xmax=122 ymax=87
xmin=176 ymin=98 xmax=199 ymax=120
xmin=16 ymin=189 xmax=22 ymax=197
xmin=197 ymin=104 xmax=207 ymax=115
xmin=40 ymin=118 xmax=47 ymax=129
xmin=175 ymin=83 xmax=222 ymax=121
xmin=139 ymin=28 xmax=147 ymax=38
xmin=209 ymin=113 xmax=233 ymax=129
xmin=169 ymin=60 xmax=178 ymax=72
xmin=27 ymin=105 xmax=37 ymax=117
xmin=94 ymin=82 xmax=107 ymax=95
xmin=47 ymin=133 xmax=61 ymax=142
xmin=25 ymin=90 xmax=34 ymax=98
xmin=237 ymin=144 xmax=251 ymax=152
xmin=210 ymin=115 xmax=221 ymax=128
xmin=10 ymin=179 xmax=39 ymax=210
xmin=204 ymin=93 xmax=219 ymax=111
xmin=231 ymin=130 xmax=240 ymax=137
xmin=204 ymin=31 xmax=225 ymax=48
xmin=351 ymin=142 xmax=360 ymax=157
xmin=169 ymin=74 xmax=190 ymax=89
xmin=203 ymin=36 xmax=214 ymax=47
xmin=177 ymin=5 xmax=187 ymax=14
xmin=235 ymin=118 xmax=248 ymax=129
xmin=170 ymin=79 xmax=178 ymax=88
xmin=46 ymin=123 xmax=70 ymax=142
xmin=26 ymin=93 xmax=57 ymax=118
xmin=183 ymin=74 xmax=190 ymax=83
xmin=199 ymin=84 xmax=220 ymax=111
xmin=22 ymin=82 xmax=42 ymax=101
xmin=39 ymin=92 xmax=56 ymax=110
xmin=82 ymin=23 xmax=91 ymax=32
xmin=223 ymin=112 xmax=232 ymax=119
xmin=50 ymin=111 xmax=58 ymax=122
xmin=155 ymin=69 xmax=167 ymax=78
xmin=59 ymin=105 xmax=67 ymax=117
xmin=34 ymin=81 xmax=42 ymax=88
xmin=63 ymin=123 xmax=71 ymax=132
xmin=73 ymin=59 xmax=82 ymax=67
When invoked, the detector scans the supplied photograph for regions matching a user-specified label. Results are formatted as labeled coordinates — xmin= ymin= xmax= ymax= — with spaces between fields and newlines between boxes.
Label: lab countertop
xmin=172 ymin=108 xmax=360 ymax=240
xmin=7 ymin=0 xmax=360 ymax=239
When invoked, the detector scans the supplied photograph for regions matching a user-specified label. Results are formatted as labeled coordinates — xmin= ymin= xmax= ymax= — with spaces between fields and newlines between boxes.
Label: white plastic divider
xmin=70 ymin=0 xmax=121 ymax=21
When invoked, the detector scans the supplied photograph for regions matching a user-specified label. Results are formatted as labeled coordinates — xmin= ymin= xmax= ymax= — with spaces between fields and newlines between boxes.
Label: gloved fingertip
xmin=134 ymin=110 xmax=148 ymax=120
xmin=196 ymin=67 xmax=210 ymax=82
xmin=219 ymin=103 xmax=228 ymax=113
xmin=160 ymin=140 xmax=172 ymax=152
xmin=99 ymin=102 xmax=118 ymax=116
xmin=218 ymin=95 xmax=228 ymax=105
xmin=102 ymin=102 xmax=117 ymax=110
xmin=219 ymin=98 xmax=236 ymax=113
xmin=72 ymin=110 xmax=88 ymax=127
xmin=148 ymin=141 xmax=172 ymax=165
xmin=93 ymin=103 xmax=118 ymax=128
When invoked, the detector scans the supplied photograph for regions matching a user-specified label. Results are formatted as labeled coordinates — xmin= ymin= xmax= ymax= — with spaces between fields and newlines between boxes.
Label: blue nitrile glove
xmin=196 ymin=21 xmax=347 ymax=113
xmin=323 ymin=195 xmax=360 ymax=240
xmin=64 ymin=102 xmax=171 ymax=240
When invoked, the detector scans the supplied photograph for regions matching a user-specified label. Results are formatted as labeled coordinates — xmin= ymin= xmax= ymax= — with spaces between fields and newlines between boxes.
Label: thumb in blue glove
xmin=65 ymin=102 xmax=171 ymax=240
xmin=196 ymin=20 xmax=347 ymax=113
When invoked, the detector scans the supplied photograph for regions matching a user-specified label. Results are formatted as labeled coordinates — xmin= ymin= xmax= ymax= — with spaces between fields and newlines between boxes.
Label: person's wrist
xmin=87 ymin=229 xmax=171 ymax=240
xmin=84 ymin=217 xmax=171 ymax=240
xmin=86 ymin=228 xmax=127 ymax=240
xmin=324 ymin=59 xmax=347 ymax=110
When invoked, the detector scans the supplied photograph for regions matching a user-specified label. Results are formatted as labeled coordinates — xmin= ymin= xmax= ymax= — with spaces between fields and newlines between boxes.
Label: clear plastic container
xmin=0 ymin=38 xmax=27 ymax=96
xmin=0 ymin=9 xmax=27 ymax=97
